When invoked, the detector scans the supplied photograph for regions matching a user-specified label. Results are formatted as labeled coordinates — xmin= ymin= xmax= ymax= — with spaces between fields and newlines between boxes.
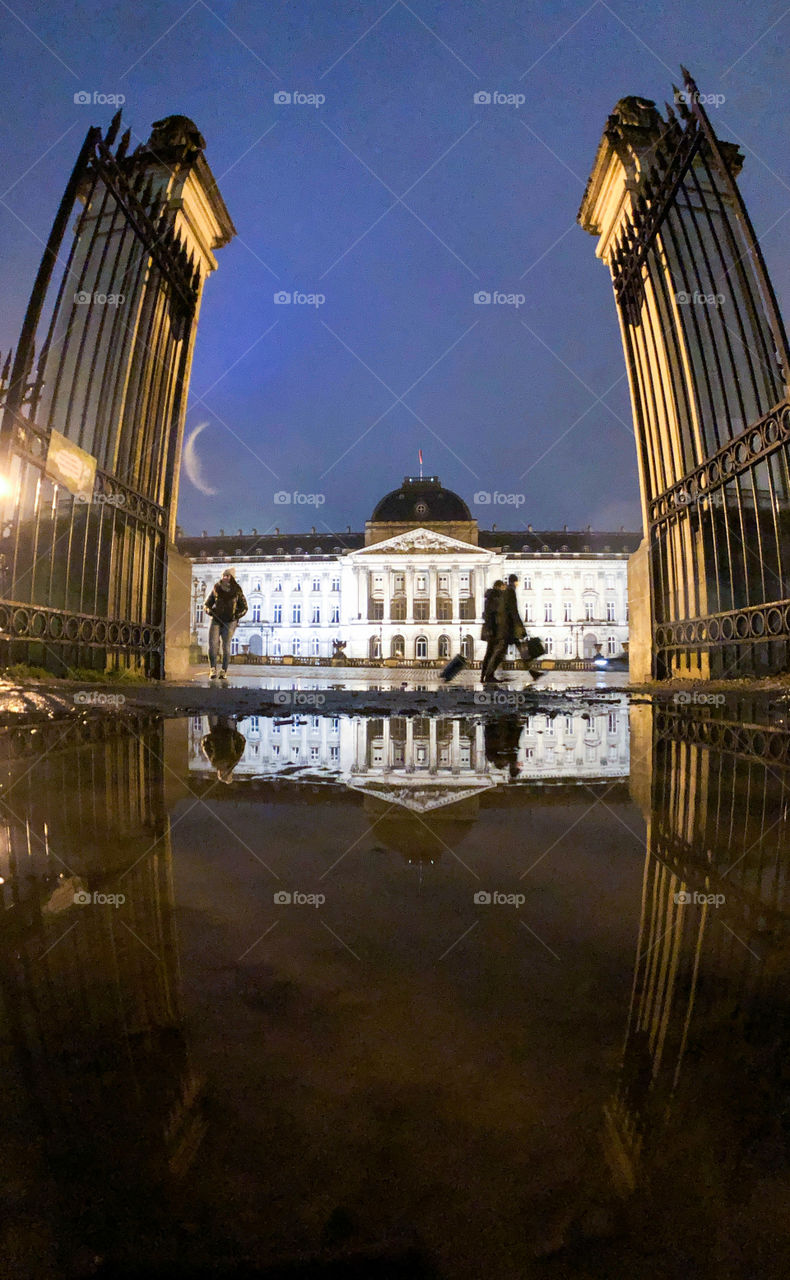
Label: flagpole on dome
xmin=418 ymin=448 xmax=423 ymax=480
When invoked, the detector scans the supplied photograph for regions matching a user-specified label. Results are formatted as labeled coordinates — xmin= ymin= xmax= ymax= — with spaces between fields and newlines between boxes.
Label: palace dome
xmin=371 ymin=475 xmax=472 ymax=524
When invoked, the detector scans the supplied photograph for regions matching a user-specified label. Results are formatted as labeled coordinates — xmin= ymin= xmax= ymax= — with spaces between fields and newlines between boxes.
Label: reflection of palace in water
xmin=605 ymin=701 xmax=790 ymax=1225
xmin=0 ymin=717 xmax=204 ymax=1271
xmin=188 ymin=701 xmax=631 ymax=788
xmin=189 ymin=704 xmax=631 ymax=866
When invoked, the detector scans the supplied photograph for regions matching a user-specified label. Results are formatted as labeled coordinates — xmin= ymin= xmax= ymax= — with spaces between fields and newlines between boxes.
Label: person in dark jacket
xmin=480 ymin=579 xmax=505 ymax=684
xmin=482 ymin=573 xmax=526 ymax=685
xmin=204 ymin=570 xmax=248 ymax=678
xmin=201 ymin=715 xmax=247 ymax=782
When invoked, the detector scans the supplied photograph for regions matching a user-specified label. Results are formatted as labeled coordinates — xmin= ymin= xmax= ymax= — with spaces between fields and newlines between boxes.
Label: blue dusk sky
xmin=1 ymin=0 xmax=789 ymax=536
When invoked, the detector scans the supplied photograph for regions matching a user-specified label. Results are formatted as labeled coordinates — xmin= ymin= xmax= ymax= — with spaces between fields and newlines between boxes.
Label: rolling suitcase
xmin=440 ymin=654 xmax=467 ymax=683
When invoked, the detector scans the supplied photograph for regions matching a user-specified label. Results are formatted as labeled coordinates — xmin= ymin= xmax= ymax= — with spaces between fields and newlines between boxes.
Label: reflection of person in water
xmin=484 ymin=715 xmax=523 ymax=780
xmin=201 ymin=715 xmax=246 ymax=783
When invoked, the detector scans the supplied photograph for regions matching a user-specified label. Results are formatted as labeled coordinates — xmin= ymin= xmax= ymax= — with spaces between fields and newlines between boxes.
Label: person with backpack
xmin=204 ymin=569 xmax=248 ymax=679
xmin=480 ymin=579 xmax=505 ymax=684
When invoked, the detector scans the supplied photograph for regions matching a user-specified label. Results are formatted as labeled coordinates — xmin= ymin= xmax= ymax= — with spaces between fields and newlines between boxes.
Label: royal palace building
xmin=179 ymin=476 xmax=640 ymax=665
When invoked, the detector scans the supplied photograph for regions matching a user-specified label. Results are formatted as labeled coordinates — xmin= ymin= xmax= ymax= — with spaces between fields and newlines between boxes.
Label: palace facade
xmin=179 ymin=476 xmax=640 ymax=664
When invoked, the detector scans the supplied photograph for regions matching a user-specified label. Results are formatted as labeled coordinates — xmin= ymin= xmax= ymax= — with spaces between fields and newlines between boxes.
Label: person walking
xmin=201 ymin=715 xmax=247 ymax=782
xmin=483 ymin=573 xmax=526 ymax=684
xmin=204 ymin=569 xmax=248 ymax=679
xmin=480 ymin=579 xmax=505 ymax=684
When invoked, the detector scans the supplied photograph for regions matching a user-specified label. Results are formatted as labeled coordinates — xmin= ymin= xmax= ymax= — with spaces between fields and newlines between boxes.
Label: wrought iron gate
xmin=0 ymin=113 xmax=206 ymax=675
xmin=595 ymin=71 xmax=790 ymax=678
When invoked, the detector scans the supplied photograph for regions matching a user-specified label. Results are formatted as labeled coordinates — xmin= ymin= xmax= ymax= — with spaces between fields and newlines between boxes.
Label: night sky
xmin=1 ymin=0 xmax=789 ymax=537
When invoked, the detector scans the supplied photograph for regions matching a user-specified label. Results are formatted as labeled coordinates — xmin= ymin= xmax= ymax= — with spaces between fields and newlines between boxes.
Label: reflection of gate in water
xmin=0 ymin=114 xmax=234 ymax=674
xmin=580 ymin=71 xmax=790 ymax=679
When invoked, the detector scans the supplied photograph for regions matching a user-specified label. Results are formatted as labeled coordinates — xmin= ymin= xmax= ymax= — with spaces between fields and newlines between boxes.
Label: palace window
xmin=605 ymin=574 xmax=615 ymax=589
xmin=292 ymin=636 xmax=301 ymax=655
xmin=273 ymin=602 xmax=282 ymax=624
xmin=310 ymin=637 xmax=320 ymax=656
xmin=391 ymin=634 xmax=405 ymax=658
xmin=274 ymin=579 xmax=282 ymax=591
xmin=563 ymin=601 xmax=572 ymax=622
xmin=391 ymin=598 xmax=407 ymax=621
xmin=438 ymin=572 xmax=450 ymax=594
xmin=459 ymin=571 xmax=470 ymax=594
xmin=564 ymin=636 xmax=574 ymax=656
xmin=292 ymin=603 xmax=301 ymax=624
xmin=311 ymin=605 xmax=321 ymax=624
xmin=330 ymin=605 xmax=340 ymax=624
xmin=195 ymin=601 xmax=204 ymax=625
xmin=544 ymin=635 xmax=554 ymax=654
xmin=272 ymin=637 xmax=282 ymax=656
xmin=331 ymin=576 xmax=340 ymax=592
xmin=461 ymin=634 xmax=475 ymax=660
xmin=415 ymin=573 xmax=428 ymax=594
xmin=608 ymin=711 xmax=618 ymax=733
xmin=523 ymin=574 xmax=532 ymax=589
xmin=415 ymin=635 xmax=428 ymax=658
xmin=459 ymin=597 xmax=476 ymax=620
xmin=438 ymin=634 xmax=451 ymax=658
xmin=393 ymin=572 xmax=405 ymax=593
xmin=312 ymin=577 xmax=321 ymax=592
xmin=231 ymin=634 xmax=240 ymax=655
xmin=252 ymin=602 xmax=261 ymax=622
xmin=310 ymin=746 xmax=320 ymax=762
xmin=293 ymin=579 xmax=301 ymax=591
xmin=369 ymin=600 xmax=384 ymax=621
xmin=607 ymin=635 xmax=618 ymax=656
xmin=437 ymin=598 xmax=452 ymax=621
xmin=606 ymin=601 xmax=616 ymax=622
xmin=544 ymin=602 xmax=553 ymax=624
xmin=584 ymin=600 xmax=595 ymax=621
xmin=524 ymin=603 xmax=534 ymax=624
xmin=413 ymin=600 xmax=429 ymax=621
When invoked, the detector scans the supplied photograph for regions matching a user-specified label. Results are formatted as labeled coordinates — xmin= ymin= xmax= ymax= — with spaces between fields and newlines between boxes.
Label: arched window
xmin=391 ymin=634 xmax=405 ymax=658
xmin=461 ymin=634 xmax=474 ymax=660
xmin=230 ymin=633 xmax=240 ymax=655
xmin=415 ymin=635 xmax=428 ymax=659
xmin=438 ymin=634 xmax=451 ymax=658
xmin=369 ymin=635 xmax=381 ymax=660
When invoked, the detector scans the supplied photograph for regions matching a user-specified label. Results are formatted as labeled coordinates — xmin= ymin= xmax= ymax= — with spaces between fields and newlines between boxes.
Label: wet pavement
xmin=1 ymin=685 xmax=790 ymax=1278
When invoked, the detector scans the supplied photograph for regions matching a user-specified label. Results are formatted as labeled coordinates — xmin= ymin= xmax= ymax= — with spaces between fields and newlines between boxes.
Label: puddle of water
xmin=1 ymin=695 xmax=789 ymax=1278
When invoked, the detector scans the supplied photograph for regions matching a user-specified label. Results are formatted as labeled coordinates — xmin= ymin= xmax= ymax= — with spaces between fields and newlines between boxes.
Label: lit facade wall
xmin=189 ymin=533 xmax=631 ymax=664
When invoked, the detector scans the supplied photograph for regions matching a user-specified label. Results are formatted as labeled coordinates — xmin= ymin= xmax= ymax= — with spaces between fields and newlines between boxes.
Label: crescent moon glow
xmin=183 ymin=422 xmax=218 ymax=495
